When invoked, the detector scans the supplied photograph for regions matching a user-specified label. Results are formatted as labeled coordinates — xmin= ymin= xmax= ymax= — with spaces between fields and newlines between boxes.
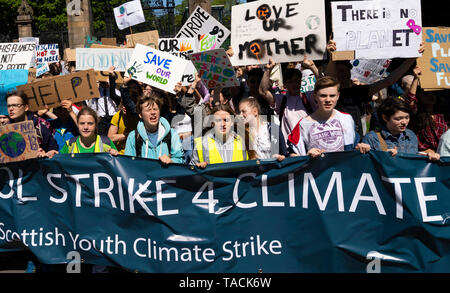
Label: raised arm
xmin=259 ymin=58 xmax=276 ymax=108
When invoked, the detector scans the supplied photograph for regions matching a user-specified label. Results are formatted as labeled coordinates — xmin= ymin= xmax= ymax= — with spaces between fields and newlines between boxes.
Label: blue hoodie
xmin=124 ymin=117 xmax=184 ymax=163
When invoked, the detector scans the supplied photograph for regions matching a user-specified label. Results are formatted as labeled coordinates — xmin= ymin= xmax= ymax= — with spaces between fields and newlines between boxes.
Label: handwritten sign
xmin=16 ymin=70 xmax=100 ymax=112
xmin=126 ymin=30 xmax=159 ymax=48
xmin=417 ymin=27 xmax=450 ymax=89
xmin=19 ymin=37 xmax=39 ymax=68
xmin=230 ymin=0 xmax=326 ymax=66
xmin=190 ymin=49 xmax=239 ymax=89
xmin=114 ymin=0 xmax=145 ymax=30
xmin=75 ymin=48 xmax=134 ymax=72
xmin=125 ymin=44 xmax=188 ymax=94
xmin=36 ymin=44 xmax=59 ymax=64
xmin=36 ymin=62 xmax=50 ymax=77
xmin=176 ymin=6 xmax=230 ymax=52
xmin=0 ymin=42 xmax=36 ymax=70
xmin=331 ymin=0 xmax=422 ymax=59
xmin=350 ymin=58 xmax=391 ymax=84
xmin=0 ymin=121 xmax=39 ymax=164
xmin=158 ymin=38 xmax=198 ymax=85
xmin=301 ymin=75 xmax=316 ymax=93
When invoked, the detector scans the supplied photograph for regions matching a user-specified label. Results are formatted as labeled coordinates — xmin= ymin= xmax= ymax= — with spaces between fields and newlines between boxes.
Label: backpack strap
xmin=376 ymin=132 xmax=388 ymax=152
xmin=279 ymin=95 xmax=287 ymax=122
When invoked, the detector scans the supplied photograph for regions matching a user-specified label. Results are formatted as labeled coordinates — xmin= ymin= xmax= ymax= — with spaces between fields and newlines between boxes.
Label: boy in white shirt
xmin=288 ymin=76 xmax=371 ymax=157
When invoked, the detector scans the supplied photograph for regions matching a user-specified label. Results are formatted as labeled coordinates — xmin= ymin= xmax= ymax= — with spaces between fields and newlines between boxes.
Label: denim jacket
xmin=362 ymin=127 xmax=418 ymax=154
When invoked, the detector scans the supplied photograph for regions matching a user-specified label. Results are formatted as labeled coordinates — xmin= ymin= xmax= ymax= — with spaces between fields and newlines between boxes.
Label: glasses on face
xmin=7 ymin=104 xmax=25 ymax=109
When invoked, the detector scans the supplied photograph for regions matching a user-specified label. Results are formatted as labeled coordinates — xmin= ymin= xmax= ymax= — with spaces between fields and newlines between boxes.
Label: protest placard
xmin=27 ymin=68 xmax=36 ymax=83
xmin=75 ymin=48 xmax=134 ymax=72
xmin=64 ymin=48 xmax=76 ymax=62
xmin=36 ymin=62 xmax=50 ymax=77
xmin=331 ymin=0 xmax=422 ymax=59
xmin=0 ymin=69 xmax=29 ymax=98
xmin=95 ymin=71 xmax=124 ymax=84
xmin=36 ymin=44 xmax=59 ymax=64
xmin=301 ymin=75 xmax=316 ymax=93
xmin=158 ymin=38 xmax=198 ymax=85
xmin=126 ymin=30 xmax=159 ymax=48
xmin=190 ymin=49 xmax=239 ymax=89
xmin=0 ymin=121 xmax=39 ymax=164
xmin=16 ymin=70 xmax=100 ymax=112
xmin=101 ymin=37 xmax=117 ymax=46
xmin=125 ymin=44 xmax=188 ymax=94
xmin=350 ymin=58 xmax=391 ymax=84
xmin=417 ymin=27 xmax=450 ymax=89
xmin=230 ymin=0 xmax=326 ymax=66
xmin=0 ymin=42 xmax=36 ymax=70
xmin=113 ymin=0 xmax=145 ymax=30
xmin=176 ymin=6 xmax=230 ymax=52
xmin=19 ymin=37 xmax=39 ymax=67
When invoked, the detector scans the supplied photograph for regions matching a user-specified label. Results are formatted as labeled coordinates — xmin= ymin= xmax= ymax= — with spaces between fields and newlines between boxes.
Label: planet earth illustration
xmin=0 ymin=132 xmax=26 ymax=158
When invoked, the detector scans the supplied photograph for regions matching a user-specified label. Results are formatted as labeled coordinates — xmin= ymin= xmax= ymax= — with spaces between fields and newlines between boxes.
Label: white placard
xmin=230 ymin=0 xmax=327 ymax=66
xmin=19 ymin=37 xmax=39 ymax=68
xmin=114 ymin=0 xmax=145 ymax=30
xmin=125 ymin=44 xmax=189 ymax=94
xmin=176 ymin=6 xmax=230 ymax=52
xmin=158 ymin=38 xmax=198 ymax=86
xmin=36 ymin=44 xmax=59 ymax=64
xmin=0 ymin=42 xmax=35 ymax=70
xmin=36 ymin=62 xmax=50 ymax=77
xmin=76 ymin=48 xmax=134 ymax=72
xmin=331 ymin=0 xmax=422 ymax=59
xmin=350 ymin=59 xmax=391 ymax=84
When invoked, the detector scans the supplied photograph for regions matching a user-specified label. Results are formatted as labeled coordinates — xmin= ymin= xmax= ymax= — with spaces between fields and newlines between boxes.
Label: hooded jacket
xmin=124 ymin=117 xmax=184 ymax=163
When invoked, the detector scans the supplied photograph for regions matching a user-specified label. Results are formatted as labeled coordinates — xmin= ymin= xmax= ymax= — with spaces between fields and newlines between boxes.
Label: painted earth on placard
xmin=0 ymin=132 xmax=26 ymax=158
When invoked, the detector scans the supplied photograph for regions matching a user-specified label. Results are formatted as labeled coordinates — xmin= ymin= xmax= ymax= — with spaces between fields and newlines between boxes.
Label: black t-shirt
xmin=336 ymin=85 xmax=371 ymax=138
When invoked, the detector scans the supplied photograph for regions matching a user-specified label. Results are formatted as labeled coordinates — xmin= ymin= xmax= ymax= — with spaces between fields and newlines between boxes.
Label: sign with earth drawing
xmin=230 ymin=0 xmax=327 ymax=66
xmin=0 ymin=121 xmax=39 ymax=164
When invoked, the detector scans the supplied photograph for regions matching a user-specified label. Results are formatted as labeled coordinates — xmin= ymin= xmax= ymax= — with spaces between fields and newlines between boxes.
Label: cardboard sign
xmin=125 ymin=44 xmax=188 ymax=94
xmin=350 ymin=58 xmax=391 ymax=84
xmin=28 ymin=68 xmax=36 ymax=83
xmin=101 ymin=38 xmax=117 ymax=46
xmin=114 ymin=0 xmax=145 ymax=30
xmin=0 ymin=42 xmax=36 ymax=70
xmin=158 ymin=38 xmax=198 ymax=85
xmin=36 ymin=62 xmax=50 ymax=77
xmin=417 ymin=27 xmax=450 ymax=89
xmin=230 ymin=0 xmax=327 ymax=66
xmin=95 ymin=71 xmax=124 ymax=84
xmin=126 ymin=30 xmax=159 ymax=48
xmin=331 ymin=0 xmax=422 ymax=59
xmin=75 ymin=48 xmax=134 ymax=72
xmin=36 ymin=44 xmax=59 ymax=64
xmin=0 ymin=121 xmax=39 ymax=164
xmin=16 ymin=69 xmax=100 ymax=112
xmin=190 ymin=49 xmax=239 ymax=89
xmin=64 ymin=48 xmax=76 ymax=62
xmin=176 ymin=6 xmax=230 ymax=52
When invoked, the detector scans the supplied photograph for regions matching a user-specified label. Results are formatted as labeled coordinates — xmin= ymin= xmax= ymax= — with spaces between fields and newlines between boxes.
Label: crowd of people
xmin=2 ymin=38 xmax=448 ymax=169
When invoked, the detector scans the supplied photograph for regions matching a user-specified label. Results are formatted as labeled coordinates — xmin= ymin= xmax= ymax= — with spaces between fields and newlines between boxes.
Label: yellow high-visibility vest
xmin=194 ymin=135 xmax=248 ymax=164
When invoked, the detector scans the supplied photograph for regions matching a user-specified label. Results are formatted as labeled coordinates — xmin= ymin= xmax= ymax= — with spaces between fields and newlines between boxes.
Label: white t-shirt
xmin=289 ymin=110 xmax=356 ymax=156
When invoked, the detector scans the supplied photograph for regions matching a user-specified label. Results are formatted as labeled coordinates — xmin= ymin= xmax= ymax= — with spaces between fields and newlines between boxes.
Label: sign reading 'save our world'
xmin=230 ymin=0 xmax=327 ymax=66
xmin=126 ymin=44 xmax=188 ymax=94
xmin=331 ymin=0 xmax=423 ymax=59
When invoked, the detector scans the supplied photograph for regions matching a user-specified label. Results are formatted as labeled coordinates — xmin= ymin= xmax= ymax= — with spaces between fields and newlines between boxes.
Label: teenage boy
xmin=288 ymin=76 xmax=370 ymax=157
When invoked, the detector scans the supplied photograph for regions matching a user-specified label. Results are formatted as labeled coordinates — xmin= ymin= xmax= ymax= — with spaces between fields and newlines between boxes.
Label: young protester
xmin=6 ymin=91 xmax=58 ymax=157
xmin=107 ymin=102 xmax=139 ymax=155
xmin=59 ymin=107 xmax=119 ymax=155
xmin=0 ymin=106 xmax=9 ymax=126
xmin=326 ymin=38 xmax=425 ymax=136
xmin=124 ymin=94 xmax=184 ymax=164
xmin=238 ymin=97 xmax=288 ymax=161
xmin=259 ymin=57 xmax=320 ymax=143
xmin=191 ymin=104 xmax=248 ymax=168
xmin=362 ymin=98 xmax=440 ymax=161
xmin=288 ymin=76 xmax=371 ymax=158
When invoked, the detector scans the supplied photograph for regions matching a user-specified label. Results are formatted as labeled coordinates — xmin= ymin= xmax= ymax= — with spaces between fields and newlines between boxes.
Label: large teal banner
xmin=0 ymin=151 xmax=449 ymax=272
